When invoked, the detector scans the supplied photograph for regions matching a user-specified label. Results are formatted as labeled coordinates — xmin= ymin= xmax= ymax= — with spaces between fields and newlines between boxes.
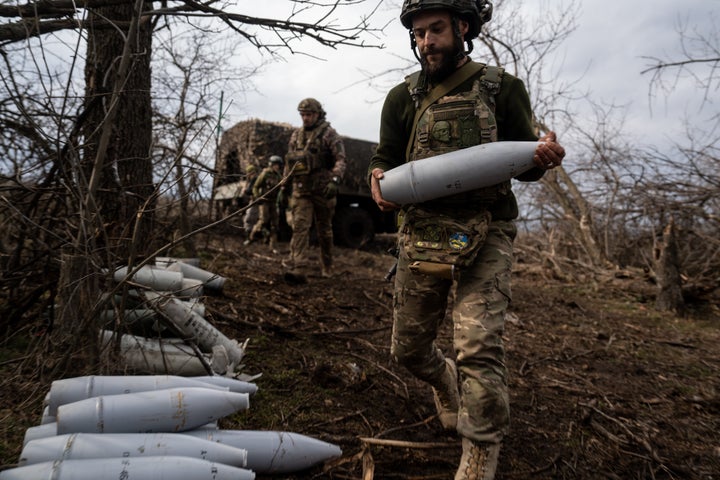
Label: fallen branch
xmin=579 ymin=402 xmax=692 ymax=477
xmin=362 ymin=289 xmax=392 ymax=313
xmin=375 ymin=415 xmax=437 ymax=439
xmin=359 ymin=437 xmax=458 ymax=449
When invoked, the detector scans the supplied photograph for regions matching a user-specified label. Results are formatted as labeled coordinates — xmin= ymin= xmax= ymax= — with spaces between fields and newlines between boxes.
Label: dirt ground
xmin=203 ymin=233 xmax=719 ymax=480
xmin=1 ymin=232 xmax=719 ymax=479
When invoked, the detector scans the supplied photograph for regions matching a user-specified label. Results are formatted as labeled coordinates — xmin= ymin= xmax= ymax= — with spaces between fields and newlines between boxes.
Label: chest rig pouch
xmin=286 ymin=121 xmax=331 ymax=195
xmin=413 ymin=79 xmax=498 ymax=160
xmin=256 ymin=169 xmax=282 ymax=199
xmin=400 ymin=64 xmax=504 ymax=279
xmin=401 ymin=206 xmax=491 ymax=280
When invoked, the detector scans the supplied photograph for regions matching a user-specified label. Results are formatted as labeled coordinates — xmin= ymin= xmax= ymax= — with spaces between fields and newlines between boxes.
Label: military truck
xmin=212 ymin=119 xmax=396 ymax=248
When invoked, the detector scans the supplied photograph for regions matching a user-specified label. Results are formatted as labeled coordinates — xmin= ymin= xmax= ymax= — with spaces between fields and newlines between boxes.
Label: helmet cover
xmin=297 ymin=98 xmax=324 ymax=114
xmin=400 ymin=0 xmax=493 ymax=39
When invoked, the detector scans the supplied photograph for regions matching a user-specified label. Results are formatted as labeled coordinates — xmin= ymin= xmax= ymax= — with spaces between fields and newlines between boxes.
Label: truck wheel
xmin=334 ymin=207 xmax=374 ymax=249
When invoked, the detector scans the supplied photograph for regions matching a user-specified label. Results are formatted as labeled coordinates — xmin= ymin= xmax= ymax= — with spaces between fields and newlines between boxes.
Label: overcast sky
xmin=223 ymin=0 xmax=717 ymax=149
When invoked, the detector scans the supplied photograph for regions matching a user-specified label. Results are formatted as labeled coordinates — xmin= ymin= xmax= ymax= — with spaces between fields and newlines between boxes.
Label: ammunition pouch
xmin=401 ymin=206 xmax=491 ymax=279
xmin=287 ymin=146 xmax=328 ymax=175
xmin=408 ymin=261 xmax=456 ymax=280
xmin=291 ymin=169 xmax=332 ymax=197
xmin=286 ymin=150 xmax=310 ymax=176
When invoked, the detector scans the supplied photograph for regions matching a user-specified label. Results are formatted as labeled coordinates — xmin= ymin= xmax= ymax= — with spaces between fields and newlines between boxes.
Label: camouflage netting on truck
xmin=213 ymin=119 xmax=294 ymax=192
xmin=213 ymin=119 xmax=393 ymax=246
xmin=213 ymin=119 xmax=377 ymax=199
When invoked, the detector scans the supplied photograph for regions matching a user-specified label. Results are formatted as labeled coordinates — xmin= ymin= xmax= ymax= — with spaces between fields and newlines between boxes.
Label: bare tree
xmin=639 ymin=14 xmax=720 ymax=312
xmin=152 ymin=28 xmax=258 ymax=255
xmin=474 ymin=1 xmax=621 ymax=273
xmin=0 ymin=0 xmax=383 ymax=374
xmin=642 ymin=14 xmax=720 ymax=109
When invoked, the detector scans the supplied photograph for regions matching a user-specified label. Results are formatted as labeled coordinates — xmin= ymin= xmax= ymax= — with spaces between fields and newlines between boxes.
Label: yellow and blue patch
xmin=449 ymin=232 xmax=469 ymax=251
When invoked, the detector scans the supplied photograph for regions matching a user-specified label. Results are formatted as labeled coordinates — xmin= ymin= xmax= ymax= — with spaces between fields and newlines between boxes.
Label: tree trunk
xmin=541 ymin=167 xmax=608 ymax=267
xmin=81 ymin=0 xmax=155 ymax=266
xmin=654 ymin=218 xmax=685 ymax=314
xmin=53 ymin=0 xmax=155 ymax=365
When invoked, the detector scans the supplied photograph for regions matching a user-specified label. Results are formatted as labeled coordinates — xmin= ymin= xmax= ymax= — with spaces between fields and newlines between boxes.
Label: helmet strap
xmin=451 ymin=17 xmax=473 ymax=60
xmin=409 ymin=29 xmax=421 ymax=63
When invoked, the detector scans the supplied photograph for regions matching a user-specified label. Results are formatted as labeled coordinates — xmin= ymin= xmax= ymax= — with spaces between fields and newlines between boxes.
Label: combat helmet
xmin=400 ymin=0 xmax=493 ymax=40
xmin=297 ymin=98 xmax=326 ymax=117
xmin=269 ymin=155 xmax=283 ymax=166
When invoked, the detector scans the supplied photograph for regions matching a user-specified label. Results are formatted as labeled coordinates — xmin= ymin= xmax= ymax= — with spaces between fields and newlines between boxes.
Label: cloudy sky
xmin=224 ymin=0 xmax=717 ymax=149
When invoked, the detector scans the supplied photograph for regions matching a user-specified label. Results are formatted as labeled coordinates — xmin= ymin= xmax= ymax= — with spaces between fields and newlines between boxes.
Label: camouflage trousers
xmin=243 ymin=203 xmax=259 ymax=234
xmin=391 ymin=220 xmax=516 ymax=444
xmin=250 ymin=200 xmax=279 ymax=242
xmin=288 ymin=192 xmax=336 ymax=270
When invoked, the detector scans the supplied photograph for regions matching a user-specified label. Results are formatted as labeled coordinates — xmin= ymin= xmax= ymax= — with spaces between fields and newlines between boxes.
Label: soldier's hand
xmin=370 ymin=168 xmax=400 ymax=212
xmin=323 ymin=181 xmax=338 ymax=199
xmin=534 ymin=131 xmax=566 ymax=170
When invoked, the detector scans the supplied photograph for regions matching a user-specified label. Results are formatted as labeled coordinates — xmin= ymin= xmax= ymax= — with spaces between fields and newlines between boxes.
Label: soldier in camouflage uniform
xmin=247 ymin=155 xmax=284 ymax=249
xmin=368 ymin=1 xmax=566 ymax=478
xmin=283 ymin=98 xmax=346 ymax=278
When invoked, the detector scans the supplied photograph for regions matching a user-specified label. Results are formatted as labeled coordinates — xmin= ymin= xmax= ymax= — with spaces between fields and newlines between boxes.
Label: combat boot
xmin=244 ymin=228 xmax=260 ymax=246
xmin=431 ymin=358 xmax=459 ymax=430
xmin=454 ymin=438 xmax=500 ymax=480
xmin=282 ymin=259 xmax=308 ymax=284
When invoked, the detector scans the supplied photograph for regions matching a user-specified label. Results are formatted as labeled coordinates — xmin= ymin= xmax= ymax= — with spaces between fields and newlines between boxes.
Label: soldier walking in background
xmin=282 ymin=98 xmax=346 ymax=278
xmin=368 ymin=1 xmax=566 ymax=478
xmin=246 ymin=155 xmax=284 ymax=250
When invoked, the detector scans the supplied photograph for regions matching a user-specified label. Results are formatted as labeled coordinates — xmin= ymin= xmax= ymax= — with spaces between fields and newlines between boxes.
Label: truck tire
xmin=334 ymin=206 xmax=374 ymax=249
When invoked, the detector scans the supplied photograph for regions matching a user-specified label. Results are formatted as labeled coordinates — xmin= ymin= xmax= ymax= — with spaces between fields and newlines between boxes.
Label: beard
xmin=420 ymin=39 xmax=464 ymax=83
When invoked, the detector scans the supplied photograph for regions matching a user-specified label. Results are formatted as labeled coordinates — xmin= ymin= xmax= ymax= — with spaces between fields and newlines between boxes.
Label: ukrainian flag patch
xmin=449 ymin=232 xmax=469 ymax=250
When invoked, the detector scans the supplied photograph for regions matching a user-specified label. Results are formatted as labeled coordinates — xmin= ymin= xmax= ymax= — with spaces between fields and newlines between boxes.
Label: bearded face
xmin=411 ymin=11 xmax=468 ymax=84
xmin=420 ymin=35 xmax=465 ymax=83
xmin=300 ymin=110 xmax=320 ymax=129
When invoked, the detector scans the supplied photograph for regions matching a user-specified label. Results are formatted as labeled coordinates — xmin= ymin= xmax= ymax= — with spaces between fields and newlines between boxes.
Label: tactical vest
xmin=405 ymin=64 xmax=510 ymax=207
xmin=398 ymin=65 xmax=507 ymax=277
xmin=254 ymin=167 xmax=282 ymax=200
xmin=286 ymin=120 xmax=333 ymax=176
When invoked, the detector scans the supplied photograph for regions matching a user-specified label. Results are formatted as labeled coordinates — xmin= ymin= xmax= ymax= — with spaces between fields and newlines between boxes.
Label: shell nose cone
xmin=226 ymin=391 xmax=250 ymax=411
xmin=192 ymin=376 xmax=258 ymax=395
xmin=247 ymin=431 xmax=343 ymax=473
xmin=182 ymin=429 xmax=343 ymax=474
xmin=272 ymin=433 xmax=342 ymax=472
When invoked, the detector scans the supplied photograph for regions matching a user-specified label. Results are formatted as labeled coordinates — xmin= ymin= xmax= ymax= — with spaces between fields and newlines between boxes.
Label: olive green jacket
xmin=368 ymin=61 xmax=544 ymax=220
